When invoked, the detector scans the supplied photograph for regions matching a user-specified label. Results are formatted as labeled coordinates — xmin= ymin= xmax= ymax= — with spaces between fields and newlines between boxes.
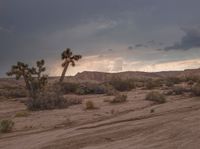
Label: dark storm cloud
xmin=128 ymin=46 xmax=134 ymax=50
xmin=135 ymin=44 xmax=148 ymax=48
xmin=163 ymin=27 xmax=200 ymax=51
xmin=1 ymin=0 xmax=200 ymax=76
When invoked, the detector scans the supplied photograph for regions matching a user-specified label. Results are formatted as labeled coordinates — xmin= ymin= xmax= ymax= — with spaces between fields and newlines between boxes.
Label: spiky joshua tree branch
xmin=7 ymin=60 xmax=48 ymax=97
xmin=59 ymin=48 xmax=82 ymax=83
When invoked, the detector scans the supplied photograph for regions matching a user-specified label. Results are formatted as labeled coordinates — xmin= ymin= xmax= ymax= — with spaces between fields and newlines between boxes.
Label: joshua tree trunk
xmin=59 ymin=62 xmax=69 ymax=83
xmin=23 ymin=76 xmax=34 ymax=97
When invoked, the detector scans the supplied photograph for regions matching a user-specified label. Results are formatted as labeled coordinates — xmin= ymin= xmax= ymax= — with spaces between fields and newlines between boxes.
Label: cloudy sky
xmin=1 ymin=0 xmax=200 ymax=77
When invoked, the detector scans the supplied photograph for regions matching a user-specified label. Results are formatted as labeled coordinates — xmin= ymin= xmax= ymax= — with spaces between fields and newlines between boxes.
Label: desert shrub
xmin=66 ymin=98 xmax=82 ymax=106
xmin=171 ymin=86 xmax=187 ymax=95
xmin=15 ymin=111 xmax=30 ymax=117
xmin=165 ymin=81 xmax=174 ymax=87
xmin=109 ymin=78 xmax=135 ymax=92
xmin=145 ymin=91 xmax=166 ymax=104
xmin=60 ymin=82 xmax=79 ymax=94
xmin=0 ymin=119 xmax=14 ymax=133
xmin=85 ymin=100 xmax=96 ymax=110
xmin=0 ymin=87 xmax=27 ymax=99
xmin=187 ymin=80 xmax=194 ymax=86
xmin=110 ymin=94 xmax=127 ymax=103
xmin=185 ymin=76 xmax=200 ymax=83
xmin=75 ymin=83 xmax=108 ymax=95
xmin=26 ymin=94 xmax=68 ymax=111
xmin=166 ymin=77 xmax=182 ymax=85
xmin=192 ymin=83 xmax=200 ymax=96
xmin=75 ymin=88 xmax=86 ymax=95
xmin=26 ymin=87 xmax=68 ymax=111
xmin=145 ymin=80 xmax=160 ymax=90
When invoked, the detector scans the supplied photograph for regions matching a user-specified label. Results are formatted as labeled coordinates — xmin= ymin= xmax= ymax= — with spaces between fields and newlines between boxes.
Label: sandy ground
xmin=0 ymin=89 xmax=200 ymax=149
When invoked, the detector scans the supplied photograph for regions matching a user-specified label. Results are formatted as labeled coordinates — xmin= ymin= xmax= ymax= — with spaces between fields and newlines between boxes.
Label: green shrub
xmin=145 ymin=91 xmax=166 ymax=104
xmin=110 ymin=94 xmax=127 ymax=103
xmin=0 ymin=119 xmax=14 ymax=133
xmin=109 ymin=78 xmax=135 ymax=92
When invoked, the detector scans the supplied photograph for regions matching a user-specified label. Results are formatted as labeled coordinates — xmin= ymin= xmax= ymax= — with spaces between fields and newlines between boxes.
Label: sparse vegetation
xmin=15 ymin=111 xmax=30 ymax=117
xmin=0 ymin=86 xmax=27 ymax=99
xmin=60 ymin=82 xmax=80 ymax=94
xmin=110 ymin=94 xmax=127 ymax=103
xmin=145 ymin=91 xmax=166 ymax=104
xmin=75 ymin=83 xmax=108 ymax=95
xmin=0 ymin=119 xmax=14 ymax=133
xmin=85 ymin=100 xmax=96 ymax=110
xmin=109 ymin=78 xmax=135 ymax=92
xmin=166 ymin=77 xmax=182 ymax=85
xmin=26 ymin=85 xmax=68 ymax=111
xmin=192 ymin=83 xmax=200 ymax=96
xmin=66 ymin=97 xmax=82 ymax=106
xmin=172 ymin=86 xmax=187 ymax=95
xmin=145 ymin=79 xmax=162 ymax=90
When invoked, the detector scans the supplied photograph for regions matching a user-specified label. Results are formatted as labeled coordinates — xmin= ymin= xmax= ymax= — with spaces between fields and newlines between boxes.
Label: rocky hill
xmin=74 ymin=68 xmax=200 ymax=82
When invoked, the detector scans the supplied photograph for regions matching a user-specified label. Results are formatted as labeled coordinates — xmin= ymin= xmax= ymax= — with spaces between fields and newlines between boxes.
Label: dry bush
xmin=0 ymin=86 xmax=27 ymax=99
xmin=109 ymin=78 xmax=135 ymax=92
xmin=173 ymin=86 xmax=188 ymax=95
xmin=166 ymin=77 xmax=182 ymax=85
xmin=75 ymin=83 xmax=108 ymax=95
xmin=192 ymin=83 xmax=200 ymax=96
xmin=0 ymin=119 xmax=14 ymax=133
xmin=26 ymin=92 xmax=68 ymax=111
xmin=26 ymin=84 xmax=68 ymax=111
xmin=110 ymin=94 xmax=127 ymax=104
xmin=15 ymin=111 xmax=30 ymax=117
xmin=185 ymin=76 xmax=199 ymax=83
xmin=145 ymin=79 xmax=162 ymax=90
xmin=66 ymin=97 xmax=82 ymax=106
xmin=145 ymin=91 xmax=166 ymax=104
xmin=85 ymin=100 xmax=96 ymax=110
xmin=60 ymin=82 xmax=79 ymax=94
xmin=165 ymin=81 xmax=174 ymax=87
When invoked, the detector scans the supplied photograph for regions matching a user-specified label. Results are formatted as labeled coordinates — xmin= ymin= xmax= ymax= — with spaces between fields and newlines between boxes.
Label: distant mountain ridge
xmin=1 ymin=68 xmax=200 ymax=84
xmin=74 ymin=68 xmax=200 ymax=82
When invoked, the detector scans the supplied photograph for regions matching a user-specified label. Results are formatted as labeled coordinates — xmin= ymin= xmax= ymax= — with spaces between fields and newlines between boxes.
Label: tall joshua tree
xmin=7 ymin=62 xmax=33 ymax=93
xmin=59 ymin=48 xmax=82 ymax=83
xmin=7 ymin=60 xmax=48 ymax=97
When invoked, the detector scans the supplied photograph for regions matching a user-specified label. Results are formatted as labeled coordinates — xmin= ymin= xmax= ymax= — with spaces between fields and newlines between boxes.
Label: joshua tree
xmin=7 ymin=60 xmax=48 ymax=97
xmin=59 ymin=48 xmax=82 ymax=83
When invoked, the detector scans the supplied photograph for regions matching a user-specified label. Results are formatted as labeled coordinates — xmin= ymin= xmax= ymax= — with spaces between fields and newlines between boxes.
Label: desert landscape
xmin=1 ymin=67 xmax=200 ymax=149
xmin=1 ymin=1 xmax=200 ymax=149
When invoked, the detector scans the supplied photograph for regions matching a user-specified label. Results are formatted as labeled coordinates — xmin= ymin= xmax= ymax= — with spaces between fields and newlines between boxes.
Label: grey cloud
xmin=163 ymin=27 xmax=200 ymax=51
xmin=128 ymin=46 xmax=134 ymax=50
xmin=135 ymin=44 xmax=148 ymax=48
xmin=1 ymin=0 xmax=200 ymax=76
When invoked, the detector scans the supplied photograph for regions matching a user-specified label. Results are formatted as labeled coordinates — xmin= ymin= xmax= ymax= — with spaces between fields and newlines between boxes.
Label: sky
xmin=1 ymin=0 xmax=200 ymax=77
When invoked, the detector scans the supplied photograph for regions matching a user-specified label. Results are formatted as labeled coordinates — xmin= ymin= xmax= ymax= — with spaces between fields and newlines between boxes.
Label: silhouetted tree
xmin=7 ymin=60 xmax=48 ymax=97
xmin=59 ymin=48 xmax=82 ymax=83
